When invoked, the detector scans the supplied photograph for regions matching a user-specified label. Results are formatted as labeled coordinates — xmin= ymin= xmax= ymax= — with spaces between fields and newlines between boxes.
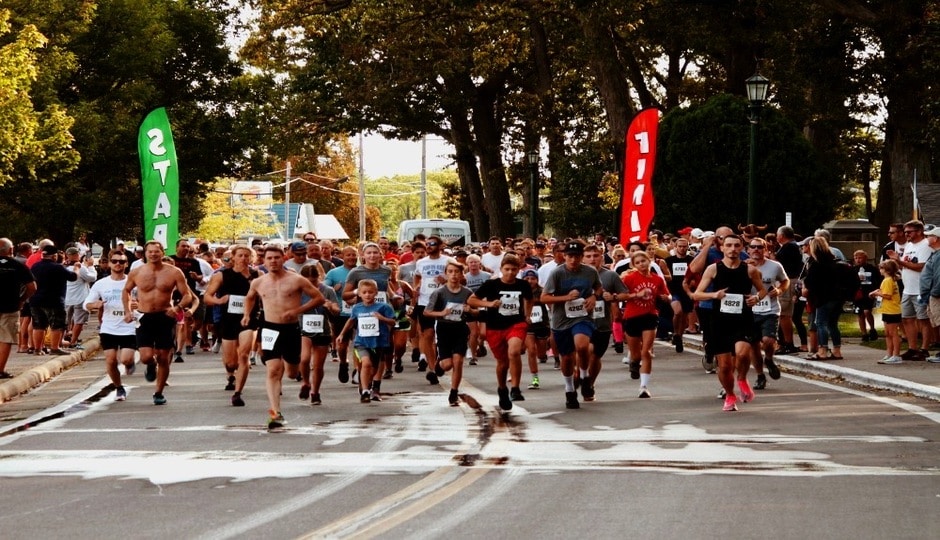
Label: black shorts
xmin=752 ymin=314 xmax=779 ymax=341
xmin=436 ymin=322 xmax=470 ymax=358
xmin=414 ymin=305 xmax=435 ymax=332
xmin=100 ymin=333 xmax=138 ymax=351
xmin=31 ymin=305 xmax=67 ymax=331
xmin=527 ymin=324 xmax=550 ymax=339
xmin=591 ymin=330 xmax=612 ymax=358
xmin=355 ymin=346 xmax=389 ymax=368
xmin=710 ymin=312 xmax=753 ymax=355
xmin=332 ymin=315 xmax=354 ymax=340
xmin=20 ymin=301 xmax=30 ymax=318
xmin=259 ymin=321 xmax=301 ymax=365
xmin=623 ymin=313 xmax=658 ymax=338
xmin=191 ymin=295 xmax=206 ymax=323
xmin=136 ymin=312 xmax=176 ymax=350
xmin=671 ymin=292 xmax=694 ymax=314
xmin=882 ymin=313 xmax=901 ymax=324
xmin=853 ymin=297 xmax=875 ymax=311
xmin=219 ymin=314 xmax=256 ymax=341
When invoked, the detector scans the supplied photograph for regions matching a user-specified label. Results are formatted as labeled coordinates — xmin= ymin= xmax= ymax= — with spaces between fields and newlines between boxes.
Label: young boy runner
xmin=424 ymin=260 xmax=475 ymax=405
xmin=468 ymin=254 xmax=533 ymax=411
xmin=336 ymin=279 xmax=396 ymax=403
xmin=522 ymin=269 xmax=549 ymax=390
xmin=583 ymin=244 xmax=629 ymax=400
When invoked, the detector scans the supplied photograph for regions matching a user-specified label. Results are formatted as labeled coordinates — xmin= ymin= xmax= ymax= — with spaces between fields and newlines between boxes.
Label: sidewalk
xmin=682 ymin=333 xmax=940 ymax=402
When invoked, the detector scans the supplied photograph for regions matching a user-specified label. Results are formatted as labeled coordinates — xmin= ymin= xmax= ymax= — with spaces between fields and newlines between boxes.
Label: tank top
xmin=219 ymin=267 xmax=258 ymax=317
xmin=712 ymin=261 xmax=753 ymax=317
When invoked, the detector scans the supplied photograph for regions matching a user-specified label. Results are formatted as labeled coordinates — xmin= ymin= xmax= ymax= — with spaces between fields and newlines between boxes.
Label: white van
xmin=397 ymin=219 xmax=472 ymax=248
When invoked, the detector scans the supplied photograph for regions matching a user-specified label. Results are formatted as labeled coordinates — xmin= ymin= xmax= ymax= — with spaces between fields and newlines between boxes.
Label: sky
xmin=357 ymin=134 xmax=455 ymax=179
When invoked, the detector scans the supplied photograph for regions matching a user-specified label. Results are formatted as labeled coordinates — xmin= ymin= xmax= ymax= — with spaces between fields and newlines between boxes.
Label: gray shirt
xmin=594 ymin=267 xmax=628 ymax=332
xmin=544 ymin=263 xmax=602 ymax=331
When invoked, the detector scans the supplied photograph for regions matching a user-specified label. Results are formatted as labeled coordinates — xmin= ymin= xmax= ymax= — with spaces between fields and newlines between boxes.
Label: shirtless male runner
xmin=122 ymin=241 xmax=192 ymax=405
xmin=241 ymin=245 xmax=324 ymax=429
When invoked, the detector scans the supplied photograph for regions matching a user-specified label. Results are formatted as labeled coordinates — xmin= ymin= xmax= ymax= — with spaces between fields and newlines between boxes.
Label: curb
xmin=679 ymin=334 xmax=940 ymax=402
xmin=0 ymin=338 xmax=102 ymax=404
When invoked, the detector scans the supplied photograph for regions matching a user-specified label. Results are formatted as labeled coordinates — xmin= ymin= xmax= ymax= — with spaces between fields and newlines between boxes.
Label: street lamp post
xmin=746 ymin=73 xmax=769 ymax=225
xmin=528 ymin=150 xmax=539 ymax=238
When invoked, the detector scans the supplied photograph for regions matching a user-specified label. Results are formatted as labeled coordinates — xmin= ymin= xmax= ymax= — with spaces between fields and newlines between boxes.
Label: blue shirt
xmin=350 ymin=301 xmax=395 ymax=348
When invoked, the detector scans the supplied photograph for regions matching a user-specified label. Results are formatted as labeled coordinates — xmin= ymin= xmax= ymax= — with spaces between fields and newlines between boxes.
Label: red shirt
xmin=621 ymin=270 xmax=668 ymax=319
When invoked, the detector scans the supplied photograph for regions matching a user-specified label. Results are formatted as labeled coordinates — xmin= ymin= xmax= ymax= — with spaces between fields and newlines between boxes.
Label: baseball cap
xmin=454 ymin=250 xmax=468 ymax=257
xmin=564 ymin=240 xmax=585 ymax=254
xmin=690 ymin=228 xmax=704 ymax=239
xmin=926 ymin=228 xmax=940 ymax=238
xmin=41 ymin=245 xmax=58 ymax=256
xmin=65 ymin=247 xmax=80 ymax=256
xmin=290 ymin=241 xmax=306 ymax=252
xmin=521 ymin=269 xmax=538 ymax=279
xmin=678 ymin=226 xmax=694 ymax=235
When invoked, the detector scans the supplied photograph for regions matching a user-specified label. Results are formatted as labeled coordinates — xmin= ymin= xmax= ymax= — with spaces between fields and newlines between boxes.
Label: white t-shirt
xmin=415 ymin=255 xmax=449 ymax=306
xmin=901 ymin=238 xmax=932 ymax=296
xmin=84 ymin=276 xmax=137 ymax=336
xmin=537 ymin=260 xmax=560 ymax=287
xmin=481 ymin=252 xmax=505 ymax=273
xmin=752 ymin=259 xmax=787 ymax=316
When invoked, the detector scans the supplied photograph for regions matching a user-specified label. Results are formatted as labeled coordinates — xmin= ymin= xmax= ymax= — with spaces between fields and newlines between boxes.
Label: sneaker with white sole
xmin=723 ymin=395 xmax=738 ymax=411
xmin=879 ymin=355 xmax=903 ymax=364
xmin=527 ymin=375 xmax=540 ymax=389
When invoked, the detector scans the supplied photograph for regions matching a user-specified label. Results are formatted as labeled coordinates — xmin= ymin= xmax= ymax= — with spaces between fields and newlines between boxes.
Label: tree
xmin=186 ymin=178 xmax=280 ymax=243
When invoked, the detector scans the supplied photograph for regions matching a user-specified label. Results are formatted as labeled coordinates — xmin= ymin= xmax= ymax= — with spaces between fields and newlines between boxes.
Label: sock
xmin=420 ymin=354 xmax=427 ymax=361
xmin=579 ymin=368 xmax=589 ymax=379
xmin=372 ymin=380 xmax=381 ymax=392
xmin=547 ymin=349 xmax=554 ymax=357
xmin=563 ymin=375 xmax=575 ymax=392
xmin=640 ymin=373 xmax=650 ymax=387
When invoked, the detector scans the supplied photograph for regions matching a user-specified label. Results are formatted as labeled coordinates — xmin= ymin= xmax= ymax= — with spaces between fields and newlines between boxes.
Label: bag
xmin=834 ymin=261 xmax=861 ymax=302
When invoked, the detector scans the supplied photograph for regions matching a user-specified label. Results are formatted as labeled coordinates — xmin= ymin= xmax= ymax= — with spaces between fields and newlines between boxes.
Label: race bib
xmin=444 ymin=302 xmax=464 ymax=322
xmin=565 ymin=297 xmax=587 ymax=318
xmin=376 ymin=291 xmax=388 ymax=304
xmin=593 ymin=300 xmax=605 ymax=319
xmin=110 ymin=309 xmax=125 ymax=318
xmin=672 ymin=262 xmax=687 ymax=276
xmin=752 ymin=296 xmax=772 ymax=314
xmin=341 ymin=300 xmax=353 ymax=316
xmin=227 ymin=295 xmax=246 ymax=314
xmin=421 ymin=280 xmax=440 ymax=296
xmin=530 ymin=307 xmax=544 ymax=324
xmin=260 ymin=328 xmax=279 ymax=351
xmin=498 ymin=292 xmax=521 ymax=317
xmin=358 ymin=315 xmax=380 ymax=337
xmin=302 ymin=314 xmax=325 ymax=334
xmin=719 ymin=294 xmax=744 ymax=314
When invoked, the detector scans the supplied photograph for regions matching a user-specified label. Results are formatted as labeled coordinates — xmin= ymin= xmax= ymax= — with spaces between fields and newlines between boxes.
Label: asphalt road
xmin=0 ymin=342 xmax=938 ymax=540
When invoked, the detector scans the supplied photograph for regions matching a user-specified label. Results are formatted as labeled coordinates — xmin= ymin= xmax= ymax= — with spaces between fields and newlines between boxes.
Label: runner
xmin=621 ymin=251 xmax=670 ymax=398
xmin=424 ymin=260 xmax=474 ymax=406
xmin=83 ymin=249 xmax=137 ymax=401
xmin=468 ymin=254 xmax=533 ymax=411
xmin=746 ymin=237 xmax=789 ymax=390
xmin=298 ymin=265 xmax=340 ymax=405
xmin=122 ymin=241 xmax=193 ymax=405
xmin=413 ymin=235 xmax=449 ymax=381
xmin=583 ymin=244 xmax=629 ymax=399
xmin=335 ymin=279 xmax=396 ymax=403
xmin=342 ymin=242 xmax=395 ymax=387
xmin=203 ymin=245 xmax=260 ymax=406
xmin=384 ymin=260 xmax=415 ymax=374
xmin=324 ymin=246 xmax=358 ymax=381
xmin=541 ymin=240 xmax=603 ymax=410
xmin=665 ymin=237 xmax=694 ymax=353
xmin=241 ymin=245 xmax=324 ymax=428
xmin=463 ymin=254 xmax=491 ymax=365
xmin=521 ymin=269 xmax=549 ymax=390
xmin=692 ymin=235 xmax=766 ymax=411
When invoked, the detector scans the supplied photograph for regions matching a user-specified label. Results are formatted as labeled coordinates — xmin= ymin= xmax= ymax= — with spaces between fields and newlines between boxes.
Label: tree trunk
xmin=578 ymin=11 xmax=636 ymax=142
xmin=471 ymin=83 xmax=515 ymax=238
xmin=448 ymin=111 xmax=488 ymax=241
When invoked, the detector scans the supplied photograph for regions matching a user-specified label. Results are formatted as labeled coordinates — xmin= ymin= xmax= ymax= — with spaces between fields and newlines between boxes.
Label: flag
xmin=618 ymin=108 xmax=660 ymax=243
xmin=138 ymin=107 xmax=180 ymax=255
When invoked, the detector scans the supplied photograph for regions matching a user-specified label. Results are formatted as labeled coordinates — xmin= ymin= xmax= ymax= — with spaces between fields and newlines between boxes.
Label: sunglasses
xmin=222 ymin=257 xmax=231 ymax=262
xmin=426 ymin=241 xmax=439 ymax=247
xmin=748 ymin=245 xmax=764 ymax=249
xmin=110 ymin=259 xmax=127 ymax=264
xmin=304 ymin=238 xmax=316 ymax=242
xmin=904 ymin=229 xmax=916 ymax=234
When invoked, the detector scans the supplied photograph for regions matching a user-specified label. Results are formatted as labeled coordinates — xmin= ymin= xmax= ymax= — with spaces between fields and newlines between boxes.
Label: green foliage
xmin=367 ymin=170 xmax=459 ymax=236
xmin=546 ymin=140 xmax=615 ymax=238
xmin=653 ymin=94 xmax=847 ymax=234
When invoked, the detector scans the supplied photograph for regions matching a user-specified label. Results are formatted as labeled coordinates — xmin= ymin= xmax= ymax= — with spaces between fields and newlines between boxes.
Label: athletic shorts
xmin=901 ymin=295 xmax=929 ymax=320
xmin=591 ymin=330 xmax=612 ymax=358
xmin=0 ymin=311 xmax=18 ymax=344
xmin=31 ymin=305 xmax=67 ymax=331
xmin=100 ymin=333 xmax=138 ymax=351
xmin=354 ymin=346 xmax=389 ymax=368
xmin=301 ymin=321 xmax=333 ymax=346
xmin=710 ymin=313 xmax=753 ymax=355
xmin=414 ymin=305 xmax=435 ymax=332
xmin=436 ymin=322 xmax=470 ymax=358
xmin=20 ymin=301 xmax=30 ymax=318
xmin=552 ymin=320 xmax=595 ymax=356
xmin=259 ymin=321 xmax=301 ymax=365
xmin=752 ymin=314 xmax=779 ymax=341
xmin=136 ymin=312 xmax=176 ymax=350
xmin=219 ymin=313 xmax=257 ymax=341
xmin=486 ymin=322 xmax=527 ymax=360
xmin=622 ymin=313 xmax=658 ymax=338
xmin=332 ymin=315 xmax=354 ymax=340
xmin=882 ymin=313 xmax=902 ymax=324
xmin=192 ymin=295 xmax=206 ymax=323
xmin=527 ymin=324 xmax=550 ymax=339
xmin=670 ymin=293 xmax=694 ymax=314
xmin=66 ymin=304 xmax=90 ymax=325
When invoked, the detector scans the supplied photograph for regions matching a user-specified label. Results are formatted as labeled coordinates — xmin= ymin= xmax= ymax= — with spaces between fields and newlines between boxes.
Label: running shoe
xmin=672 ymin=334 xmax=684 ymax=353
xmin=338 ymin=362 xmax=350 ymax=383
xmin=868 ymin=329 xmax=878 ymax=341
xmin=417 ymin=358 xmax=428 ymax=372
xmin=622 ymin=354 xmax=631 ymax=365
xmin=527 ymin=375 xmax=540 ymax=389
xmin=723 ymin=395 xmax=738 ymax=412
xmin=477 ymin=344 xmax=487 ymax=357
xmin=185 ymin=345 xmax=195 ymax=355
xmin=434 ymin=362 xmax=445 ymax=377
xmin=765 ymin=356 xmax=781 ymax=380
xmin=629 ymin=360 xmax=640 ymax=380
xmin=613 ymin=341 xmax=624 ymax=354
xmin=426 ymin=371 xmax=439 ymax=385
xmin=539 ymin=356 xmax=547 ymax=364
xmin=231 ymin=392 xmax=245 ymax=407
xmin=370 ymin=390 xmax=382 ymax=402
xmin=638 ymin=387 xmax=651 ymax=399
xmin=153 ymin=393 xmax=167 ymax=406
xmin=497 ymin=387 xmax=513 ymax=410
xmin=311 ymin=393 xmax=321 ymax=405
xmin=565 ymin=391 xmax=580 ymax=409
xmin=754 ymin=374 xmax=767 ymax=390
xmin=145 ymin=362 xmax=157 ymax=382
xmin=901 ymin=349 xmax=923 ymax=360
xmin=174 ymin=352 xmax=184 ymax=363
xmin=582 ymin=384 xmax=595 ymax=402
xmin=738 ymin=380 xmax=755 ymax=403
xmin=299 ymin=384 xmax=311 ymax=400
xmin=717 ymin=388 xmax=726 ymax=399
xmin=448 ymin=389 xmax=459 ymax=406
xmin=879 ymin=355 xmax=903 ymax=364
xmin=927 ymin=355 xmax=940 ymax=364
xmin=115 ymin=386 xmax=127 ymax=401
xmin=351 ymin=369 xmax=360 ymax=385
xmin=211 ymin=339 xmax=222 ymax=354
xmin=553 ymin=357 xmax=560 ymax=370
xmin=469 ymin=357 xmax=478 ymax=366
xmin=394 ymin=358 xmax=404 ymax=373
xmin=510 ymin=387 xmax=525 ymax=401
xmin=249 ymin=353 xmax=257 ymax=366
xmin=268 ymin=409 xmax=285 ymax=428
xmin=360 ymin=391 xmax=371 ymax=403
xmin=703 ymin=354 xmax=717 ymax=374
xmin=225 ymin=375 xmax=236 ymax=391
xmin=411 ymin=348 xmax=420 ymax=363
xmin=124 ymin=361 xmax=136 ymax=377
xmin=383 ymin=369 xmax=393 ymax=380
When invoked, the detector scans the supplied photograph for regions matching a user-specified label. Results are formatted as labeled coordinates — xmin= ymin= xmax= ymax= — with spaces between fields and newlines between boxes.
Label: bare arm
xmin=203 ymin=272 xmax=226 ymax=306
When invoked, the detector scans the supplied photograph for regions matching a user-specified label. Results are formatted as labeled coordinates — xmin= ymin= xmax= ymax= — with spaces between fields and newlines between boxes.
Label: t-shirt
xmin=427 ymin=285 xmax=473 ymax=327
xmin=879 ymin=277 xmax=901 ymax=315
xmin=473 ymin=278 xmax=532 ymax=330
xmin=900 ymin=238 xmax=932 ymax=296
xmin=0 ymin=256 xmax=34 ymax=313
xmin=594 ymin=267 xmax=628 ymax=332
xmin=171 ymin=255 xmax=202 ymax=293
xmin=324 ymin=265 xmax=353 ymax=315
xmin=543 ymin=263 xmax=602 ymax=331
xmin=621 ymin=270 xmax=668 ymax=319
xmin=415 ymin=256 xmax=449 ymax=306
xmin=751 ymin=259 xmax=787 ymax=316
xmin=464 ymin=270 xmax=491 ymax=292
xmin=481 ymin=252 xmax=505 ymax=273
xmin=346 ymin=265 xmax=393 ymax=305
xmin=84 ymin=276 xmax=136 ymax=336
xmin=283 ymin=258 xmax=316 ymax=275
xmin=30 ymin=259 xmax=77 ymax=308
xmin=300 ymin=283 xmax=338 ymax=336
xmin=350 ymin=301 xmax=395 ymax=348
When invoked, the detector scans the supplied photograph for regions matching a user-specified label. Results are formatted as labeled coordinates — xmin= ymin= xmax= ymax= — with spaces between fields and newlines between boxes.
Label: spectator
xmin=803 ymin=237 xmax=843 ymax=360
xmin=0 ymin=238 xmax=36 ymax=376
